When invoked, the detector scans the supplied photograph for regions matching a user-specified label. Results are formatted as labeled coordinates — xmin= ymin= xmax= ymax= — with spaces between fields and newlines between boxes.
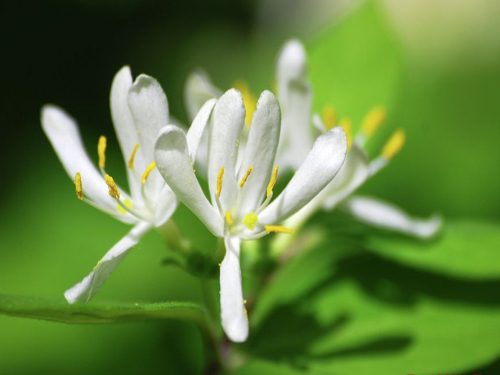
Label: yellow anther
xmin=382 ymin=129 xmax=406 ymax=160
xmin=225 ymin=211 xmax=234 ymax=227
xmin=128 ymin=143 xmax=140 ymax=170
xmin=243 ymin=212 xmax=258 ymax=231
xmin=265 ymin=225 xmax=294 ymax=234
xmin=105 ymin=174 xmax=120 ymax=199
xmin=233 ymin=80 xmax=256 ymax=127
xmin=239 ymin=166 xmax=253 ymax=188
xmin=266 ymin=165 xmax=279 ymax=198
xmin=98 ymin=136 xmax=107 ymax=169
xmin=322 ymin=105 xmax=337 ymax=130
xmin=361 ymin=106 xmax=386 ymax=137
xmin=217 ymin=167 xmax=224 ymax=197
xmin=243 ymin=299 xmax=247 ymax=305
xmin=75 ymin=172 xmax=84 ymax=201
xmin=340 ymin=118 xmax=353 ymax=150
xmin=117 ymin=198 xmax=132 ymax=214
xmin=141 ymin=162 xmax=156 ymax=184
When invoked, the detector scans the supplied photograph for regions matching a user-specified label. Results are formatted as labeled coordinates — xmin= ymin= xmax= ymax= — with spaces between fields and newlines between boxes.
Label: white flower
xmin=41 ymin=66 xmax=213 ymax=304
xmin=184 ymin=40 xmax=442 ymax=239
xmin=154 ymin=89 xmax=347 ymax=342
xmin=275 ymin=39 xmax=442 ymax=238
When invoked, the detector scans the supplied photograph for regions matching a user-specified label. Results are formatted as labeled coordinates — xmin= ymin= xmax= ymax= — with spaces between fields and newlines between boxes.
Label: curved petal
xmin=322 ymin=143 xmax=370 ymax=210
xmin=259 ymin=126 xmax=347 ymax=225
xmin=220 ymin=236 xmax=248 ymax=343
xmin=128 ymin=75 xmax=169 ymax=200
xmin=208 ymin=89 xmax=245 ymax=209
xmin=186 ymin=98 xmax=216 ymax=163
xmin=342 ymin=196 xmax=444 ymax=239
xmin=276 ymin=39 xmax=313 ymax=171
xmin=184 ymin=70 xmax=222 ymax=122
xmin=238 ymin=91 xmax=281 ymax=214
xmin=41 ymin=105 xmax=126 ymax=217
xmin=110 ymin=66 xmax=145 ymax=201
xmin=154 ymin=125 xmax=223 ymax=237
xmin=64 ymin=222 xmax=151 ymax=304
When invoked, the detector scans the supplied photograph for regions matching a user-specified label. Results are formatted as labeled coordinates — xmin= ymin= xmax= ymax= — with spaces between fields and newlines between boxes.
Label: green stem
xmin=158 ymin=219 xmax=192 ymax=254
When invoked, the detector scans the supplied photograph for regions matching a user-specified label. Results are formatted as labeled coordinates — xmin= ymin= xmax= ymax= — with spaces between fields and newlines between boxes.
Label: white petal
xmin=153 ymin=184 xmax=178 ymax=227
xmin=322 ymin=143 xmax=370 ymax=210
xmin=208 ymin=89 xmax=245 ymax=209
xmin=110 ymin=66 xmax=145 ymax=201
xmin=128 ymin=74 xmax=169 ymax=160
xmin=276 ymin=39 xmax=313 ymax=171
xmin=220 ymin=236 xmax=248 ymax=343
xmin=128 ymin=75 xmax=169 ymax=200
xmin=154 ymin=125 xmax=223 ymax=237
xmin=342 ymin=196 xmax=443 ymax=239
xmin=64 ymin=222 xmax=151 ymax=304
xmin=184 ymin=70 xmax=222 ymax=122
xmin=259 ymin=126 xmax=347 ymax=224
xmin=186 ymin=98 xmax=216 ymax=163
xmin=41 ymin=105 xmax=126 ymax=217
xmin=277 ymin=39 xmax=308 ymax=87
xmin=238 ymin=91 xmax=281 ymax=214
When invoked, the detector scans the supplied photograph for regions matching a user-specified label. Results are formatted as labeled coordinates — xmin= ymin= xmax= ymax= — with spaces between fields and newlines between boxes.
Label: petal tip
xmin=278 ymin=39 xmax=307 ymax=78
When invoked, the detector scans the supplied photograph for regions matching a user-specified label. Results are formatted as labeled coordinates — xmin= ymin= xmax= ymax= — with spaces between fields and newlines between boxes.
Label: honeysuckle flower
xmin=154 ymin=89 xmax=347 ymax=342
xmin=184 ymin=40 xmax=442 ymax=239
xmin=274 ymin=39 xmax=442 ymax=238
xmin=41 ymin=66 xmax=214 ymax=304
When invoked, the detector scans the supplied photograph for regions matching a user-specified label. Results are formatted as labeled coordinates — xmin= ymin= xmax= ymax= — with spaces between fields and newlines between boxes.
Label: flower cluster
xmin=185 ymin=40 xmax=442 ymax=240
xmin=41 ymin=40 xmax=440 ymax=343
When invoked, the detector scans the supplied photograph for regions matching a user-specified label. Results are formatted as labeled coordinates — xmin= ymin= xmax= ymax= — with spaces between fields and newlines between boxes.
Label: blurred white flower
xmin=41 ymin=67 xmax=212 ymax=304
xmin=184 ymin=40 xmax=442 ymax=240
xmin=154 ymin=89 xmax=347 ymax=342
xmin=275 ymin=40 xmax=442 ymax=238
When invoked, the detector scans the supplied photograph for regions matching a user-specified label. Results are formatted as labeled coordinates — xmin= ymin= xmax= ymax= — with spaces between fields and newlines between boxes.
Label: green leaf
xmin=308 ymin=0 xmax=403 ymax=132
xmin=227 ymin=358 xmax=308 ymax=375
xmin=366 ymin=220 xmax=500 ymax=280
xmin=249 ymin=239 xmax=500 ymax=374
xmin=0 ymin=294 xmax=211 ymax=330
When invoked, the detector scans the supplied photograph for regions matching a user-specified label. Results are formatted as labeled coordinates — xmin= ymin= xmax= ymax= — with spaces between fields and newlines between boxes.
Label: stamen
xmin=233 ymin=80 xmax=256 ymax=127
xmin=214 ymin=194 xmax=224 ymax=217
xmin=98 ymin=136 xmax=107 ymax=169
xmin=217 ymin=167 xmax=224 ymax=197
xmin=361 ymin=106 xmax=386 ymax=137
xmin=243 ymin=212 xmax=258 ymax=231
xmin=239 ymin=166 xmax=253 ymax=188
xmin=75 ymin=172 xmax=84 ymax=201
xmin=105 ymin=174 xmax=120 ymax=199
xmin=322 ymin=105 xmax=337 ymax=130
xmin=225 ymin=211 xmax=234 ymax=227
xmin=266 ymin=165 xmax=279 ymax=198
xmin=340 ymin=118 xmax=353 ymax=150
xmin=141 ymin=162 xmax=156 ymax=184
xmin=117 ymin=198 xmax=132 ymax=215
xmin=128 ymin=143 xmax=140 ymax=170
xmin=382 ymin=129 xmax=406 ymax=160
xmin=265 ymin=225 xmax=293 ymax=234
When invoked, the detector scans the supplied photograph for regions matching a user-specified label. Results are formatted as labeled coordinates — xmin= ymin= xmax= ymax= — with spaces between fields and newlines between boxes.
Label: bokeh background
xmin=1 ymin=0 xmax=499 ymax=374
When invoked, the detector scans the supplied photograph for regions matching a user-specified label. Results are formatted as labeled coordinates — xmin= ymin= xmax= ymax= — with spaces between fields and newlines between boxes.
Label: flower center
xmin=74 ymin=137 xmax=155 ymax=223
xmin=216 ymin=164 xmax=292 ymax=239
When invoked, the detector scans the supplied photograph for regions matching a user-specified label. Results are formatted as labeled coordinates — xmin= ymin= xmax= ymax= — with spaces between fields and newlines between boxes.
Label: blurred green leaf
xmin=0 ymin=294 xmax=211 ymax=329
xmin=308 ymin=0 xmax=403 ymax=129
xmin=227 ymin=358 xmax=308 ymax=375
xmin=366 ymin=220 xmax=500 ymax=280
xmin=249 ymin=233 xmax=500 ymax=375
